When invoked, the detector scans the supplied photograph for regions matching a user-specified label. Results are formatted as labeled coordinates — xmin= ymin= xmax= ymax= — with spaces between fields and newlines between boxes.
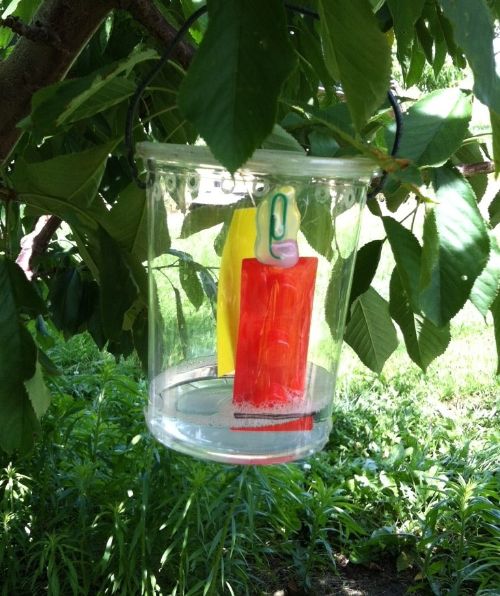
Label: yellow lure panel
xmin=217 ymin=208 xmax=257 ymax=376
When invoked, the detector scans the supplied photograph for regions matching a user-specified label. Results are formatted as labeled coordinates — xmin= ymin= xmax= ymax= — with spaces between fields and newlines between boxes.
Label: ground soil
xmin=262 ymin=556 xmax=418 ymax=596
xmin=308 ymin=561 xmax=417 ymax=595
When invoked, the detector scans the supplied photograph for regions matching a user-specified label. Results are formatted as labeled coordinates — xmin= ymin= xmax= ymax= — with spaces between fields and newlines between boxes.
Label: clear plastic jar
xmin=138 ymin=143 xmax=376 ymax=464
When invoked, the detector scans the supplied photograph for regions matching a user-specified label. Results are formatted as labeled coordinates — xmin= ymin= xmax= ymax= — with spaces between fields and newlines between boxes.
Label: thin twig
xmin=116 ymin=0 xmax=195 ymax=69
xmin=29 ymin=215 xmax=62 ymax=270
xmin=457 ymin=161 xmax=495 ymax=177
xmin=0 ymin=15 xmax=66 ymax=51
xmin=16 ymin=215 xmax=62 ymax=279
xmin=397 ymin=204 xmax=419 ymax=227
xmin=410 ymin=204 xmax=419 ymax=233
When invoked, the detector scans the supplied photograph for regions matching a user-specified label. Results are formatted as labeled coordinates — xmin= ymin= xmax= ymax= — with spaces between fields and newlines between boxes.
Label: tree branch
xmin=0 ymin=0 xmax=196 ymax=165
xmin=16 ymin=215 xmax=61 ymax=279
xmin=457 ymin=161 xmax=495 ymax=177
xmin=117 ymin=0 xmax=195 ymax=69
xmin=0 ymin=0 xmax=197 ymax=270
xmin=0 ymin=0 xmax=116 ymax=164
xmin=30 ymin=215 xmax=62 ymax=271
xmin=0 ymin=15 xmax=65 ymax=51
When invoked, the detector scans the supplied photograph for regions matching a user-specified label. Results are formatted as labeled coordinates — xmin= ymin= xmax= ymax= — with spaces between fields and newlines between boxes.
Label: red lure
xmin=232 ymin=257 xmax=318 ymax=430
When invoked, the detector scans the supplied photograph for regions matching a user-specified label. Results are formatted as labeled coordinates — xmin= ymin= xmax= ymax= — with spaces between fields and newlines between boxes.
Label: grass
xmin=2 ymin=192 xmax=499 ymax=594
xmin=0 ymin=315 xmax=498 ymax=595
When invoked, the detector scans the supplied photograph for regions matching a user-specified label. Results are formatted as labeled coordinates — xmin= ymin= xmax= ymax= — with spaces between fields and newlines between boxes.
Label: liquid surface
xmin=147 ymin=361 xmax=334 ymax=465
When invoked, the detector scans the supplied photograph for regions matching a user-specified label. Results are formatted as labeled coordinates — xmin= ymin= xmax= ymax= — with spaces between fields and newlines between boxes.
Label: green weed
xmin=0 ymin=328 xmax=498 ymax=595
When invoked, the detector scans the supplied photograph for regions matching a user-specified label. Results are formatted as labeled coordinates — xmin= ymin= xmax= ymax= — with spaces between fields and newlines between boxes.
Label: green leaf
xmin=174 ymin=287 xmax=188 ymax=359
xmin=325 ymin=255 xmax=347 ymax=339
xmin=296 ymin=18 xmax=335 ymax=95
xmin=383 ymin=218 xmax=421 ymax=312
xmin=490 ymin=109 xmax=500 ymax=172
xmin=107 ymin=183 xmax=170 ymax=262
xmin=491 ymin=293 xmax=500 ymax=375
xmin=13 ymin=141 xmax=116 ymax=208
xmin=0 ymin=386 xmax=40 ymax=454
xmin=436 ymin=8 xmax=464 ymax=67
xmin=87 ymin=297 xmax=107 ymax=351
xmin=396 ymin=551 xmax=414 ymax=573
xmin=427 ymin=6 xmax=447 ymax=77
xmin=0 ymin=257 xmax=40 ymax=453
xmin=310 ymin=103 xmax=356 ymax=140
xmin=180 ymin=204 xmax=232 ymax=238
xmin=132 ymin=308 xmax=148 ymax=373
xmin=489 ymin=190 xmax=500 ymax=228
xmin=344 ymin=287 xmax=398 ymax=373
xmin=420 ymin=167 xmax=490 ymax=326
xmin=453 ymin=142 xmax=489 ymax=201
xmin=395 ymin=89 xmax=472 ymax=167
xmin=297 ymin=190 xmax=334 ymax=260
xmin=382 ymin=177 xmax=410 ymax=213
xmin=470 ymin=233 xmax=500 ymax=317
xmin=0 ymin=258 xmax=38 ymax=391
xmin=348 ymin=240 xmax=383 ymax=311
xmin=107 ymin=330 xmax=134 ymax=360
xmin=178 ymin=0 xmax=295 ymax=173
xmin=2 ymin=259 xmax=46 ymax=315
xmin=49 ymin=268 xmax=85 ymax=337
xmin=318 ymin=0 xmax=391 ymax=131
xmin=97 ymin=228 xmax=138 ymax=341
xmin=123 ymin=297 xmax=145 ymax=332
xmin=179 ymin=260 xmax=204 ymax=310
xmin=25 ymin=49 xmax=157 ymax=134
xmin=151 ymin=101 xmax=197 ymax=147
xmin=147 ymin=59 xmax=196 ymax=140
xmin=32 ymin=210 xmax=102 ymax=274
xmin=438 ymin=0 xmax=500 ymax=115
xmin=12 ymin=143 xmax=122 ymax=284
xmin=107 ymin=184 xmax=148 ymax=261
xmin=390 ymin=269 xmax=450 ymax=372
xmin=261 ymin=125 xmax=305 ymax=153
xmin=405 ymin=39 xmax=426 ymax=89
xmin=486 ymin=0 xmax=500 ymax=18
xmin=38 ymin=349 xmax=62 ymax=376
xmin=387 ymin=0 xmax=425 ymax=63
xmin=415 ymin=19 xmax=433 ymax=65
xmin=24 ymin=362 xmax=51 ymax=419
xmin=198 ymin=267 xmax=217 ymax=316
xmin=308 ymin=130 xmax=340 ymax=157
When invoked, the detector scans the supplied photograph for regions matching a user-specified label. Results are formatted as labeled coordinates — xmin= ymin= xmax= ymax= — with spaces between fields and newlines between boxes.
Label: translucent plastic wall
xmin=139 ymin=143 xmax=375 ymax=464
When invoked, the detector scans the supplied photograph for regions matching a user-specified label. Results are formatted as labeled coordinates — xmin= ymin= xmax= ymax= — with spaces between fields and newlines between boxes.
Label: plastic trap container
xmin=138 ymin=142 xmax=376 ymax=465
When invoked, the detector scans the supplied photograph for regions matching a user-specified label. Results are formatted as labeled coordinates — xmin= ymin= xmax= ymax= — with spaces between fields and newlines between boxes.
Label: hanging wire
xmin=125 ymin=3 xmax=402 ymax=193
xmin=125 ymin=5 xmax=208 ymax=189
xmin=367 ymin=89 xmax=403 ymax=199
xmin=387 ymin=89 xmax=403 ymax=156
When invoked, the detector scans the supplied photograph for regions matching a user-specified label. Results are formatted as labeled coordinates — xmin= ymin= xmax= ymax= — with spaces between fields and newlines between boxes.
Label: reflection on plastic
xmin=255 ymin=186 xmax=300 ymax=268
xmin=216 ymin=208 xmax=257 ymax=377
xmin=232 ymin=415 xmax=313 ymax=432
xmin=233 ymin=257 xmax=318 ymax=430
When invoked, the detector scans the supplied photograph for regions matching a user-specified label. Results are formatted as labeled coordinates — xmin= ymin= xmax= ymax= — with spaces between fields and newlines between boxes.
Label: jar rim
xmin=137 ymin=142 xmax=379 ymax=180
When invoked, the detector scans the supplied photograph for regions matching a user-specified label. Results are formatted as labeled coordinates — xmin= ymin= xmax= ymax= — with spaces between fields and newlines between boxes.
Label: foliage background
xmin=0 ymin=0 xmax=498 ymax=454
xmin=0 ymin=1 xmax=499 ymax=592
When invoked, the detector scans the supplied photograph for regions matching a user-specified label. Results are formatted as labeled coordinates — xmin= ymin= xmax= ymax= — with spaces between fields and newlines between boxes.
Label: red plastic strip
xmin=232 ymin=257 xmax=318 ymax=430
